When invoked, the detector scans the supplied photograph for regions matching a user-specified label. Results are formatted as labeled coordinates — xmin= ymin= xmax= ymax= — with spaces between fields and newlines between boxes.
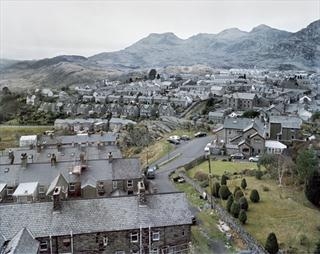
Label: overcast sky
xmin=0 ymin=0 xmax=319 ymax=60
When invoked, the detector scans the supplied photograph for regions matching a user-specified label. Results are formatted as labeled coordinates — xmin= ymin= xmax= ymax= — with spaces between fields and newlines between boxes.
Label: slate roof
xmin=0 ymin=193 xmax=192 ymax=240
xmin=269 ymin=116 xmax=302 ymax=129
xmin=224 ymin=92 xmax=257 ymax=100
xmin=0 ymin=158 xmax=141 ymax=187
xmin=1 ymin=228 xmax=39 ymax=254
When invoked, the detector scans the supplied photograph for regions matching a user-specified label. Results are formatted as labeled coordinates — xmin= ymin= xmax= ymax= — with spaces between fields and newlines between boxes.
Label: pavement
xmin=149 ymin=135 xmax=212 ymax=193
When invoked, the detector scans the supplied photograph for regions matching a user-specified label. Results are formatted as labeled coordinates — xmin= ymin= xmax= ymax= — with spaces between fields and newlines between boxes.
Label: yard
xmin=187 ymin=159 xmax=320 ymax=253
xmin=0 ymin=125 xmax=53 ymax=150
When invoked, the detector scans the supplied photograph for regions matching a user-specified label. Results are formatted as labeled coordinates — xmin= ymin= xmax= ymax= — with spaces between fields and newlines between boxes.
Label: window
xmin=151 ymin=248 xmax=159 ymax=254
xmin=112 ymin=181 xmax=117 ymax=189
xmin=40 ymin=241 xmax=48 ymax=251
xmin=130 ymin=232 xmax=139 ymax=243
xmin=152 ymin=232 xmax=160 ymax=241
xmin=69 ymin=183 xmax=76 ymax=192
xmin=6 ymin=187 xmax=14 ymax=196
xmin=62 ymin=238 xmax=71 ymax=247
xmin=127 ymin=180 xmax=133 ymax=188
xmin=39 ymin=185 xmax=45 ymax=194
xmin=103 ymin=236 xmax=108 ymax=246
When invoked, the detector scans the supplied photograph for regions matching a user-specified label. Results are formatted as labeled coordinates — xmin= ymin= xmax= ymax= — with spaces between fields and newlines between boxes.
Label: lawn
xmin=0 ymin=125 xmax=53 ymax=150
xmin=187 ymin=159 xmax=320 ymax=253
xmin=188 ymin=160 xmax=260 ymax=178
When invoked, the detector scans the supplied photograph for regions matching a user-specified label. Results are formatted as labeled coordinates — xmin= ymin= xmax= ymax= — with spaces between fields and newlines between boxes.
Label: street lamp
xmin=207 ymin=152 xmax=214 ymax=209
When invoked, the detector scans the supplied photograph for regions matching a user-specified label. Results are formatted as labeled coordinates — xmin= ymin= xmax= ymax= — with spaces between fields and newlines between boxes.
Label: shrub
xmin=230 ymin=201 xmax=240 ymax=218
xmin=265 ymin=232 xmax=279 ymax=254
xmin=200 ymin=180 xmax=209 ymax=188
xmin=233 ymin=186 xmax=241 ymax=196
xmin=299 ymin=234 xmax=309 ymax=246
xmin=212 ymin=182 xmax=220 ymax=198
xmin=305 ymin=170 xmax=320 ymax=207
xmin=221 ymin=174 xmax=228 ymax=185
xmin=241 ymin=178 xmax=247 ymax=190
xmin=250 ymin=189 xmax=260 ymax=203
xmin=314 ymin=239 xmax=320 ymax=254
xmin=255 ymin=170 xmax=263 ymax=180
xmin=226 ymin=195 xmax=234 ymax=213
xmin=239 ymin=196 xmax=249 ymax=211
xmin=219 ymin=185 xmax=231 ymax=200
xmin=194 ymin=171 xmax=208 ymax=182
xmin=235 ymin=190 xmax=244 ymax=201
xmin=239 ymin=210 xmax=247 ymax=224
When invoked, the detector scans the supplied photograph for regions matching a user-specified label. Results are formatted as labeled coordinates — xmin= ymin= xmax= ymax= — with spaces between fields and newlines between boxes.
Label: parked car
xmin=194 ymin=132 xmax=207 ymax=138
xmin=167 ymin=138 xmax=180 ymax=145
xmin=230 ymin=153 xmax=245 ymax=160
xmin=180 ymin=135 xmax=191 ymax=141
xmin=249 ymin=155 xmax=261 ymax=162
xmin=146 ymin=166 xmax=157 ymax=179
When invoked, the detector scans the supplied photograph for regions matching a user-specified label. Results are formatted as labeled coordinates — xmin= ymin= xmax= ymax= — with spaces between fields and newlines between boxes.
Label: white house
xmin=19 ymin=135 xmax=38 ymax=147
xmin=265 ymin=140 xmax=287 ymax=154
xmin=12 ymin=182 xmax=39 ymax=203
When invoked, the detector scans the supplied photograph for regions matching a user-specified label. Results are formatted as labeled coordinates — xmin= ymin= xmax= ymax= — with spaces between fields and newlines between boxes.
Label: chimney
xmin=51 ymin=153 xmax=57 ymax=167
xmin=8 ymin=150 xmax=15 ymax=164
xmin=53 ymin=187 xmax=62 ymax=211
xmin=21 ymin=153 xmax=28 ymax=168
xmin=108 ymin=152 xmax=113 ymax=162
xmin=137 ymin=181 xmax=147 ymax=207
xmin=36 ymin=143 xmax=41 ymax=153
xmin=80 ymin=153 xmax=85 ymax=164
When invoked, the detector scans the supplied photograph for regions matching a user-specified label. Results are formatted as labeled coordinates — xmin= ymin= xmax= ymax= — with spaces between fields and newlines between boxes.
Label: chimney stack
xmin=53 ymin=187 xmax=62 ymax=211
xmin=21 ymin=153 xmax=28 ymax=168
xmin=80 ymin=153 xmax=85 ymax=164
xmin=108 ymin=152 xmax=113 ymax=162
xmin=51 ymin=153 xmax=57 ymax=167
xmin=137 ymin=181 xmax=147 ymax=207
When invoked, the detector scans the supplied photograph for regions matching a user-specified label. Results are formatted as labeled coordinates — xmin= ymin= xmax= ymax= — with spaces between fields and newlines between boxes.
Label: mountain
xmin=0 ymin=20 xmax=319 ymax=89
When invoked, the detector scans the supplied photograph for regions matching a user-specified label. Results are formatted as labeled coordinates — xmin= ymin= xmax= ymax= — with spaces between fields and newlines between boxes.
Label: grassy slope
xmin=0 ymin=125 xmax=53 ymax=150
xmin=187 ymin=160 xmax=320 ymax=252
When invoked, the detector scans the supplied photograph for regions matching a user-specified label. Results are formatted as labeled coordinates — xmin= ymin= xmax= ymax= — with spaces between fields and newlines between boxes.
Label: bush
xmin=233 ymin=186 xmax=241 ymax=196
xmin=305 ymin=170 xmax=320 ymax=207
xmin=221 ymin=174 xmax=228 ymax=185
xmin=212 ymin=182 xmax=220 ymax=198
xmin=299 ymin=234 xmax=309 ymax=246
xmin=239 ymin=196 xmax=249 ymax=211
xmin=255 ymin=170 xmax=263 ymax=180
xmin=250 ymin=189 xmax=260 ymax=203
xmin=241 ymin=178 xmax=247 ymax=190
xmin=200 ymin=180 xmax=209 ymax=188
xmin=194 ymin=171 xmax=208 ymax=182
xmin=239 ymin=210 xmax=247 ymax=224
xmin=235 ymin=190 xmax=244 ymax=201
xmin=230 ymin=201 xmax=240 ymax=218
xmin=219 ymin=185 xmax=232 ymax=200
xmin=314 ymin=239 xmax=320 ymax=254
xmin=265 ymin=232 xmax=279 ymax=254
xmin=226 ymin=195 xmax=234 ymax=213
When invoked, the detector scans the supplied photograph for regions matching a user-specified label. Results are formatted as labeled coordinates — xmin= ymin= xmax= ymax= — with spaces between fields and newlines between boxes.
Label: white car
xmin=249 ymin=155 xmax=261 ymax=162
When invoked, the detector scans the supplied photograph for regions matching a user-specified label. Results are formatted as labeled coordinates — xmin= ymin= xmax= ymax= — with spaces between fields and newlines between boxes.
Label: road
xmin=149 ymin=135 xmax=212 ymax=193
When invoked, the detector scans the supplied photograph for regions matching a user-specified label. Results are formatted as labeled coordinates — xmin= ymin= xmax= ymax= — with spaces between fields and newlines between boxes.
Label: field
xmin=0 ymin=125 xmax=53 ymax=150
xmin=187 ymin=159 xmax=320 ymax=253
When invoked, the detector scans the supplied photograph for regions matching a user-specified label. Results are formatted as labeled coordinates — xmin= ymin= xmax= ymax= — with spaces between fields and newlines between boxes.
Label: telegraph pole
xmin=208 ymin=153 xmax=213 ymax=209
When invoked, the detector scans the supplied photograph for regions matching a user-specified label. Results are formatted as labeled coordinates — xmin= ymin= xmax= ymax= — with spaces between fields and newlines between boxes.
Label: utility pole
xmin=208 ymin=154 xmax=213 ymax=209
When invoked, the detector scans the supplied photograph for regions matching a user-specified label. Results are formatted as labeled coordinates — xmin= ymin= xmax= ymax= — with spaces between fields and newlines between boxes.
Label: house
xmin=213 ymin=117 xmax=266 ymax=156
xmin=265 ymin=140 xmax=287 ymax=154
xmin=269 ymin=116 xmax=303 ymax=141
xmin=223 ymin=92 xmax=258 ymax=110
xmin=208 ymin=111 xmax=225 ymax=124
xmin=19 ymin=135 xmax=37 ymax=148
xmin=12 ymin=182 xmax=39 ymax=203
xmin=0 ymin=192 xmax=192 ymax=254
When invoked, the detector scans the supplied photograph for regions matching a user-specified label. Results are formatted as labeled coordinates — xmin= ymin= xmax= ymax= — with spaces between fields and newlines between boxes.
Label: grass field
xmin=0 ymin=125 xmax=54 ymax=150
xmin=187 ymin=159 xmax=320 ymax=253
xmin=188 ymin=160 xmax=260 ymax=178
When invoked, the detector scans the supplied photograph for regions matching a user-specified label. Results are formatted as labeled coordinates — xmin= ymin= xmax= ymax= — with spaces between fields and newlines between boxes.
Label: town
xmin=1 ymin=66 xmax=320 ymax=253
